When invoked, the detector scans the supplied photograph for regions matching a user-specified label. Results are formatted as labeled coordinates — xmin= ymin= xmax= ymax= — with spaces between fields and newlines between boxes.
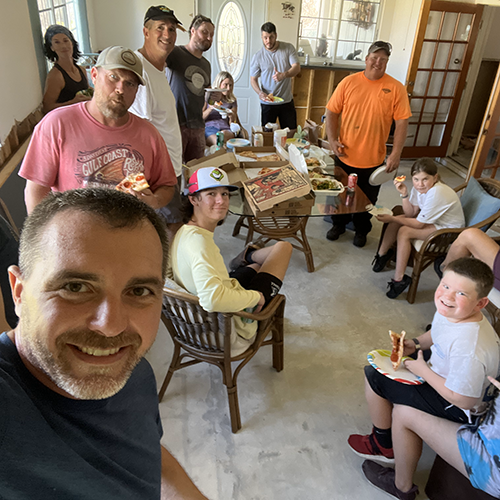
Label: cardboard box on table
xmin=183 ymin=149 xmax=248 ymax=187
xmin=233 ymin=146 xmax=289 ymax=169
xmin=242 ymin=164 xmax=312 ymax=215
xmin=183 ymin=147 xmax=313 ymax=217
xmin=243 ymin=191 xmax=315 ymax=216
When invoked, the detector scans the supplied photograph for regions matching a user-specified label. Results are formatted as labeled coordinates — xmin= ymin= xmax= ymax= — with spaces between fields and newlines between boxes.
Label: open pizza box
xmin=242 ymin=164 xmax=312 ymax=216
xmin=184 ymin=149 xmax=248 ymax=188
xmin=233 ymin=146 xmax=289 ymax=169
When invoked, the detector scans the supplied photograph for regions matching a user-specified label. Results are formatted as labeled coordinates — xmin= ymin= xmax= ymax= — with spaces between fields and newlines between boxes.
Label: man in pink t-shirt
xmin=20 ymin=46 xmax=177 ymax=214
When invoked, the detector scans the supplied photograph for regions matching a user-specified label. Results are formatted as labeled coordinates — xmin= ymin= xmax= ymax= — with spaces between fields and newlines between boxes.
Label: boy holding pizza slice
xmin=349 ymin=257 xmax=500 ymax=500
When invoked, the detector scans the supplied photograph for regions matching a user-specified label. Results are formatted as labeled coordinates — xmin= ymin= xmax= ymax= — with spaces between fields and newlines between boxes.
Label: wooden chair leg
xmin=158 ymin=343 xmax=181 ymax=401
xmin=226 ymin=384 xmax=242 ymax=433
xmin=245 ymin=219 xmax=255 ymax=245
xmin=232 ymin=215 xmax=246 ymax=237
xmin=272 ymin=302 xmax=285 ymax=372
xmin=299 ymin=221 xmax=315 ymax=272
xmin=407 ymin=258 xmax=424 ymax=304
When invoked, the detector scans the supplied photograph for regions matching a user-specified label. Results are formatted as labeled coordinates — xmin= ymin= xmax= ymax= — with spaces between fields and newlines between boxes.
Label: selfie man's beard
xmin=20 ymin=322 xmax=144 ymax=400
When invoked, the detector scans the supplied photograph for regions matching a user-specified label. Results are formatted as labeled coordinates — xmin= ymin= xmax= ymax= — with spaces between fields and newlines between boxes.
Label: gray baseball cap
xmin=367 ymin=41 xmax=392 ymax=57
xmin=95 ymin=46 xmax=145 ymax=85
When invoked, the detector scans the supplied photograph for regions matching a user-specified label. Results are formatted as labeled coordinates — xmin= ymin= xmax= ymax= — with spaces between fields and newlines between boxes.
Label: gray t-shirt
xmin=250 ymin=41 xmax=299 ymax=104
xmin=166 ymin=46 xmax=211 ymax=129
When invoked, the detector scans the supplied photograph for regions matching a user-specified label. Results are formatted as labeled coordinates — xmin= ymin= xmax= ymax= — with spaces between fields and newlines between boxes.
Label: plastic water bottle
xmin=216 ymin=131 xmax=224 ymax=149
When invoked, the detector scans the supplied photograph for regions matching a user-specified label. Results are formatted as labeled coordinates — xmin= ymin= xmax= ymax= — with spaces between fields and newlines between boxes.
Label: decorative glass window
xmin=216 ymin=1 xmax=245 ymax=80
xmin=37 ymin=0 xmax=79 ymax=39
xmin=299 ymin=0 xmax=383 ymax=65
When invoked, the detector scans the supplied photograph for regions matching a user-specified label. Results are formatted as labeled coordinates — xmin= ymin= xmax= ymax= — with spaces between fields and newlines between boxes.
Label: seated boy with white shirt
xmin=349 ymin=257 xmax=500 ymax=500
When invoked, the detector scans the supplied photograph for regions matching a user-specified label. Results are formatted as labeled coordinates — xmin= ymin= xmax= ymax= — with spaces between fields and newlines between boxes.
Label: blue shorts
xmin=205 ymin=126 xmax=220 ymax=138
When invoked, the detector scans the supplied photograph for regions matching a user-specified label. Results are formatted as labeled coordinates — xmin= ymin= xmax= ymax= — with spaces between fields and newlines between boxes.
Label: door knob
xmin=454 ymin=58 xmax=461 ymax=64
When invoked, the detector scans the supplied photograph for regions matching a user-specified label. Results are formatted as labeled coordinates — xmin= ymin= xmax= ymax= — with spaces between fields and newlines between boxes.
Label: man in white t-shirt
xmin=130 ymin=6 xmax=185 ymax=241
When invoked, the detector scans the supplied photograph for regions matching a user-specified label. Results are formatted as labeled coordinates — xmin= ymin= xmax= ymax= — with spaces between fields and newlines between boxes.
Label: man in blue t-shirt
xmin=0 ymin=188 xmax=207 ymax=499
xmin=250 ymin=22 xmax=301 ymax=129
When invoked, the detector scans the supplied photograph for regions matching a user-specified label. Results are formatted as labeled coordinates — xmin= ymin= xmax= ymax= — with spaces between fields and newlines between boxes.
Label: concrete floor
xmin=146 ymin=161 xmax=464 ymax=500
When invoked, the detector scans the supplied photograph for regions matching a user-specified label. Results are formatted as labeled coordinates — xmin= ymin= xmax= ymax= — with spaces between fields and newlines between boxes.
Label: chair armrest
xmin=454 ymin=182 xmax=468 ymax=194
xmin=235 ymin=294 xmax=285 ymax=321
xmin=162 ymin=286 xmax=200 ymax=305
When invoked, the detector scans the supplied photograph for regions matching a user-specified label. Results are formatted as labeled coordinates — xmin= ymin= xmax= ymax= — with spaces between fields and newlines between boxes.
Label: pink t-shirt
xmin=19 ymin=102 xmax=177 ymax=192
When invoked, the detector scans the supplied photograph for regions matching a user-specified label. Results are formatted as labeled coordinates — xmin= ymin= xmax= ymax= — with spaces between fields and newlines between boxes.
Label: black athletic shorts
xmin=365 ymin=365 xmax=468 ymax=423
xmin=229 ymin=267 xmax=282 ymax=306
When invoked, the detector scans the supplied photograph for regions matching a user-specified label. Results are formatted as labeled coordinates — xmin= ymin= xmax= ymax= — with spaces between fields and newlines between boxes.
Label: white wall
xmin=0 ymin=0 xmax=43 ymax=143
xmin=268 ymin=0 xmax=300 ymax=45
xmin=87 ymin=0 xmax=194 ymax=52
xmin=379 ymin=0 xmax=422 ymax=84
xmin=483 ymin=7 xmax=500 ymax=60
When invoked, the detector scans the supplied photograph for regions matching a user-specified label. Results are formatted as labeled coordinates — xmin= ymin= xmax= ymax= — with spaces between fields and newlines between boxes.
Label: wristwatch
xmin=400 ymin=194 xmax=409 ymax=199
xmin=412 ymin=338 xmax=421 ymax=351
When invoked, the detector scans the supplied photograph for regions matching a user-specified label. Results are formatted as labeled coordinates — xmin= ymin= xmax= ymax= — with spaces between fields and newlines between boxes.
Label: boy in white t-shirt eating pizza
xmin=349 ymin=257 xmax=500 ymax=499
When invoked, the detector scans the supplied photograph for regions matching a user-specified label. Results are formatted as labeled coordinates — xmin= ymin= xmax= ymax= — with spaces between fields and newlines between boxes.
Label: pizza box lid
xmin=183 ymin=150 xmax=247 ymax=188
xmin=242 ymin=164 xmax=312 ymax=212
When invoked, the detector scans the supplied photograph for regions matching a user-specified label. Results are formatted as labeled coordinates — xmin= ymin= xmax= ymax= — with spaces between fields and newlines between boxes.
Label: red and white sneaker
xmin=348 ymin=430 xmax=395 ymax=464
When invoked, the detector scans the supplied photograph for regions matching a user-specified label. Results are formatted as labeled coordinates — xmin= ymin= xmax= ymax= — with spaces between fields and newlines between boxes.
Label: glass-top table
xmin=230 ymin=166 xmax=372 ymax=272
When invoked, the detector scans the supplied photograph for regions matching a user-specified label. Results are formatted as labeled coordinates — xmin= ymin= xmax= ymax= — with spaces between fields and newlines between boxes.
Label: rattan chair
xmin=158 ymin=287 xmax=286 ymax=433
xmin=377 ymin=178 xmax=500 ymax=304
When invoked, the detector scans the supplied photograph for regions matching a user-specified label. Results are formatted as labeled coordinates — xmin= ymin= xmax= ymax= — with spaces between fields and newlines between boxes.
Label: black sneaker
xmin=353 ymin=233 xmax=367 ymax=248
xmin=372 ymin=249 xmax=394 ymax=272
xmin=362 ymin=460 xmax=418 ymax=500
xmin=326 ymin=225 xmax=346 ymax=241
xmin=434 ymin=255 xmax=445 ymax=279
xmin=386 ymin=275 xmax=412 ymax=299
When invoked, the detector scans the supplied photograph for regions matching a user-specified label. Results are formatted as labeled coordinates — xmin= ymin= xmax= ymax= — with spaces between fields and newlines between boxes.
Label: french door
xmin=403 ymin=0 xmax=483 ymax=158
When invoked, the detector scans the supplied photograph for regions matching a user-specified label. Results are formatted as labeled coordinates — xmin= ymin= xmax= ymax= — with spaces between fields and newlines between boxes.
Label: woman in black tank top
xmin=42 ymin=25 xmax=91 ymax=114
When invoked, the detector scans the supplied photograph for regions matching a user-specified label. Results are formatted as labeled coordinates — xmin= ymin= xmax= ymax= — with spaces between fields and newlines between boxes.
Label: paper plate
xmin=367 ymin=205 xmax=393 ymax=217
xmin=260 ymin=96 xmax=284 ymax=103
xmin=369 ymin=165 xmax=394 ymax=186
xmin=367 ymin=349 xmax=424 ymax=385
xmin=226 ymin=138 xmax=250 ymax=149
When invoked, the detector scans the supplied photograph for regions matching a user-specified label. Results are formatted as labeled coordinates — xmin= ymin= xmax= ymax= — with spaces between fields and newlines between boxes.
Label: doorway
xmin=451 ymin=60 xmax=500 ymax=169
xmin=198 ymin=0 xmax=266 ymax=131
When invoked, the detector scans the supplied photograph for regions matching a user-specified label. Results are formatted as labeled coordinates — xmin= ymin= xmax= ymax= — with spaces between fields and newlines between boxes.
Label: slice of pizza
xmin=389 ymin=330 xmax=406 ymax=370
xmin=394 ymin=175 xmax=406 ymax=183
xmin=116 ymin=173 xmax=150 ymax=193
xmin=257 ymin=154 xmax=281 ymax=162
xmin=258 ymin=167 xmax=277 ymax=175
xmin=239 ymin=151 xmax=258 ymax=160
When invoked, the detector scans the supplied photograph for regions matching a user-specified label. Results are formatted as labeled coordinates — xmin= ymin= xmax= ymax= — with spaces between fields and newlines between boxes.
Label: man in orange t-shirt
xmin=325 ymin=41 xmax=411 ymax=247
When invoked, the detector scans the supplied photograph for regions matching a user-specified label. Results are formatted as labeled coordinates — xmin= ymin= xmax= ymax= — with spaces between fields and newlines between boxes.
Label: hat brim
xmin=97 ymin=64 xmax=145 ymax=85
xmin=145 ymin=14 xmax=186 ymax=32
